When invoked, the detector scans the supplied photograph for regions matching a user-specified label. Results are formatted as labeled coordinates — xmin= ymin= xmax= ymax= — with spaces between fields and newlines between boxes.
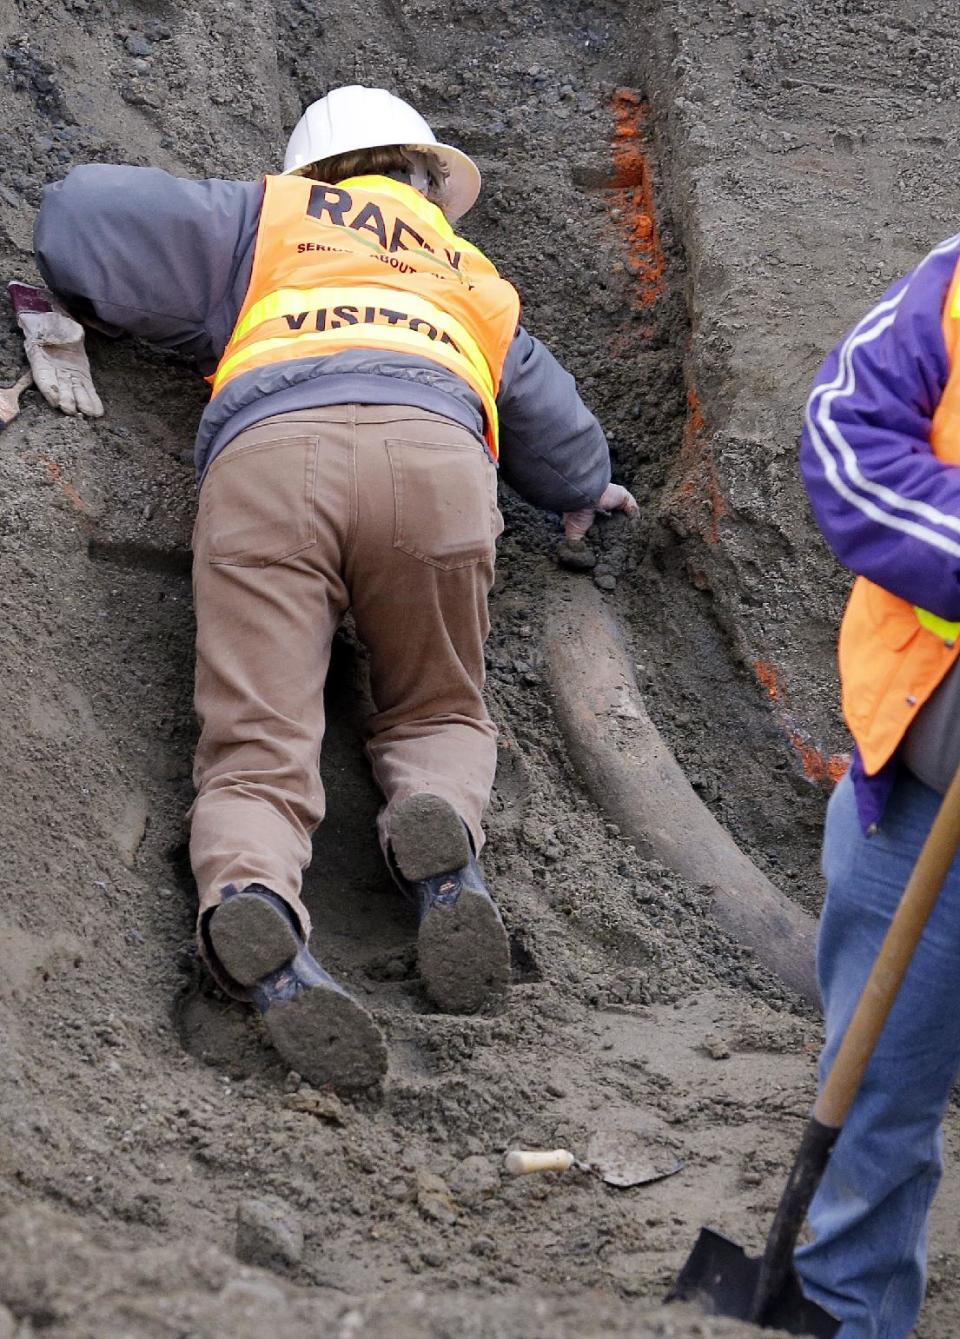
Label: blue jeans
xmin=795 ymin=771 xmax=960 ymax=1338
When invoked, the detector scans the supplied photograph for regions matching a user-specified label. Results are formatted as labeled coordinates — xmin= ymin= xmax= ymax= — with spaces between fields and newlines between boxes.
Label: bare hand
xmin=563 ymin=482 xmax=639 ymax=543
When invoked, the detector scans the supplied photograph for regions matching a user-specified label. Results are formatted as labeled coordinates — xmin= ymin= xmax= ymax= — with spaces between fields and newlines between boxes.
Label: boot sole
xmin=418 ymin=888 xmax=511 ymax=1014
xmin=390 ymin=793 xmax=472 ymax=882
xmin=265 ymin=985 xmax=388 ymax=1091
xmin=208 ymin=892 xmax=301 ymax=988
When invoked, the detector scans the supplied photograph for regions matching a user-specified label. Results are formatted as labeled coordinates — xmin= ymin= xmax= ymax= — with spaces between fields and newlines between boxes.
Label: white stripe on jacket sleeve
xmin=806 ymin=233 xmax=960 ymax=556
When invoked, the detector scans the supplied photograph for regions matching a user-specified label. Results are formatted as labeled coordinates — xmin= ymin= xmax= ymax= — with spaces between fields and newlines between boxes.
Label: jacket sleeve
xmin=801 ymin=236 xmax=960 ymax=618
xmin=34 ymin=165 xmax=262 ymax=372
xmin=496 ymin=326 xmax=611 ymax=513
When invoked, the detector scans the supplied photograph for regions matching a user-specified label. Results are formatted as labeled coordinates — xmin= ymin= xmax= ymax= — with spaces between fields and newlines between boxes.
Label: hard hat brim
xmin=283 ymin=140 xmax=481 ymax=223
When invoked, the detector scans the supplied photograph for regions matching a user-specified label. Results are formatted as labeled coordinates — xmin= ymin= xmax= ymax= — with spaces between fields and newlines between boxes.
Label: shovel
xmin=668 ymin=758 xmax=960 ymax=1336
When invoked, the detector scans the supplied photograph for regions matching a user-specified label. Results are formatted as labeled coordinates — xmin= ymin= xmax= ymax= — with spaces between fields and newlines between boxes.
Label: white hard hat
xmin=282 ymin=85 xmax=481 ymax=223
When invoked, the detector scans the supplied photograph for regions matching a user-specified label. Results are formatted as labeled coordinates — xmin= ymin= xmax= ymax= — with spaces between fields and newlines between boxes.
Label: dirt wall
xmin=2 ymin=1 xmax=960 ymax=1336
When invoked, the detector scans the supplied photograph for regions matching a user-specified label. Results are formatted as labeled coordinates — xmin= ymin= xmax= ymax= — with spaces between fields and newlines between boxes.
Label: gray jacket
xmin=34 ymin=165 xmax=611 ymax=512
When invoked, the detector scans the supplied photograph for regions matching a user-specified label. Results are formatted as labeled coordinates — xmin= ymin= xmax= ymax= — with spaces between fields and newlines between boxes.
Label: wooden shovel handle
xmin=815 ymin=762 xmax=960 ymax=1128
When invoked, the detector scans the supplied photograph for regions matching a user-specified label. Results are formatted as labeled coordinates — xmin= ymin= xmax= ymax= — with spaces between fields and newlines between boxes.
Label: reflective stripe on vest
xmin=213 ymin=284 xmax=495 ymax=404
xmin=211 ymin=174 xmax=520 ymax=458
xmin=915 ymin=606 xmax=960 ymax=646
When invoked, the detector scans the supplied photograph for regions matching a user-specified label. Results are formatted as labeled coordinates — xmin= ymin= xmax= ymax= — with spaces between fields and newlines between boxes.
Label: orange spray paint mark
xmin=675 ymin=385 xmax=727 ymax=545
xmin=753 ymin=658 xmax=784 ymax=701
xmin=789 ymin=733 xmax=849 ymax=786
xmin=684 ymin=385 xmax=707 ymax=447
xmin=610 ymin=89 xmax=666 ymax=310
xmin=751 ymin=658 xmax=849 ymax=785
xmin=40 ymin=457 xmax=90 ymax=514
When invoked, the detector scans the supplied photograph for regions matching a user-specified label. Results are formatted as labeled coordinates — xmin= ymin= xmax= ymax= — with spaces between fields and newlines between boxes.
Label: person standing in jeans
xmin=797 ymin=231 xmax=960 ymax=1336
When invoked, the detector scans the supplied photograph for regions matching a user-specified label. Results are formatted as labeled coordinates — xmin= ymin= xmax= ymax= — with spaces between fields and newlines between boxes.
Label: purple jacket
xmin=800 ymin=232 xmax=960 ymax=829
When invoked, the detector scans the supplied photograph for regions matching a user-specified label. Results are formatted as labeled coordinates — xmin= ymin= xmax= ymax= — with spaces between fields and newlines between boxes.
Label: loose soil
xmin=1 ymin=1 xmax=959 ymax=1335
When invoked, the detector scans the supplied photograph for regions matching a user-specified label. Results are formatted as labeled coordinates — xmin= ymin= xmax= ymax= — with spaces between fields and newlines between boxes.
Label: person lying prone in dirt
xmin=24 ymin=84 xmax=638 ymax=1092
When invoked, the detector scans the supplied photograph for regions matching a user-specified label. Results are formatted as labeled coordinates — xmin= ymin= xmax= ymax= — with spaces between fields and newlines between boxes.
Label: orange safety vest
xmin=839 ymin=263 xmax=960 ymax=775
xmin=210 ymin=173 xmax=521 ymax=458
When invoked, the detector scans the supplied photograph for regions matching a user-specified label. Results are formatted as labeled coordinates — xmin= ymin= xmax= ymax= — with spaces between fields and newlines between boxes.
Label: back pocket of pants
xmin=387 ymin=438 xmax=496 ymax=571
xmin=201 ymin=438 xmax=318 ymax=567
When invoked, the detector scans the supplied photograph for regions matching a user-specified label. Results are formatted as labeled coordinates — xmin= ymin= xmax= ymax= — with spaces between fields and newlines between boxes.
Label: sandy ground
xmin=2 ymin=0 xmax=960 ymax=1335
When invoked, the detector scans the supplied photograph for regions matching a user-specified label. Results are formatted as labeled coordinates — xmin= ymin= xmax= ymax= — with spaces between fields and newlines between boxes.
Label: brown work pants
xmin=189 ymin=405 xmax=502 ymax=940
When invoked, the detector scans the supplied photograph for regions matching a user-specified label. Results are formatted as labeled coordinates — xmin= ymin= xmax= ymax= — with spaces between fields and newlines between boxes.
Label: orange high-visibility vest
xmin=211 ymin=173 xmax=521 ymax=457
xmin=839 ymin=263 xmax=960 ymax=774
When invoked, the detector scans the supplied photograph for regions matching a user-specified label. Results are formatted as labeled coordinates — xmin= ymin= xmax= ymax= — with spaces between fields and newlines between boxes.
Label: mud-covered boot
xmin=388 ymin=795 xmax=511 ymax=1014
xmin=204 ymin=885 xmax=387 ymax=1091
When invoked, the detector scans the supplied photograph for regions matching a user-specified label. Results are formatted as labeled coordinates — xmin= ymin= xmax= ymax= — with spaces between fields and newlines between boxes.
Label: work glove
xmin=8 ymin=282 xmax=103 ymax=418
xmin=563 ymin=482 xmax=639 ymax=543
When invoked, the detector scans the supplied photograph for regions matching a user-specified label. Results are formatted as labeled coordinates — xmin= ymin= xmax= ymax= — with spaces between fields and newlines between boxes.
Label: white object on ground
xmin=505 ymin=1149 xmax=578 ymax=1175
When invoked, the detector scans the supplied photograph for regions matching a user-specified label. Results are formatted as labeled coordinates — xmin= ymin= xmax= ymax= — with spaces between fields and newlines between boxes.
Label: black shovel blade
xmin=667 ymin=1228 xmax=840 ymax=1338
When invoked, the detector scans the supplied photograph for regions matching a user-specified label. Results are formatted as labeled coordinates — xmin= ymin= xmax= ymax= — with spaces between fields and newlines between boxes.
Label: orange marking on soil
xmin=752 ymin=658 xmax=848 ymax=785
xmin=684 ymin=385 xmax=707 ymax=446
xmin=610 ymin=89 xmax=666 ymax=309
xmin=789 ymin=732 xmax=850 ymax=786
xmin=753 ymin=659 xmax=784 ymax=701
xmin=676 ymin=385 xmax=727 ymax=545
xmin=36 ymin=455 xmax=90 ymax=514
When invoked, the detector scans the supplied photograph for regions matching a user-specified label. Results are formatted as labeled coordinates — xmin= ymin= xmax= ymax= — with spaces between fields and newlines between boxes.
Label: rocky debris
xmin=235 ymin=1198 xmax=304 ymax=1271
xmin=124 ymin=34 xmax=154 ymax=58
xmin=447 ymin=1154 xmax=501 ymax=1203
xmin=701 ymin=1033 xmax=732 ymax=1061
xmin=415 ymin=1170 xmax=459 ymax=1226
xmin=555 ymin=537 xmax=598 ymax=570
xmin=3 ymin=41 xmax=69 ymax=118
xmin=281 ymin=1086 xmax=348 ymax=1124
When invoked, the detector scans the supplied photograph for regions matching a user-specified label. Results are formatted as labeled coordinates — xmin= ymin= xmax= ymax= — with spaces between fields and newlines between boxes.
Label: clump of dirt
xmin=3 ymin=0 xmax=960 ymax=1336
